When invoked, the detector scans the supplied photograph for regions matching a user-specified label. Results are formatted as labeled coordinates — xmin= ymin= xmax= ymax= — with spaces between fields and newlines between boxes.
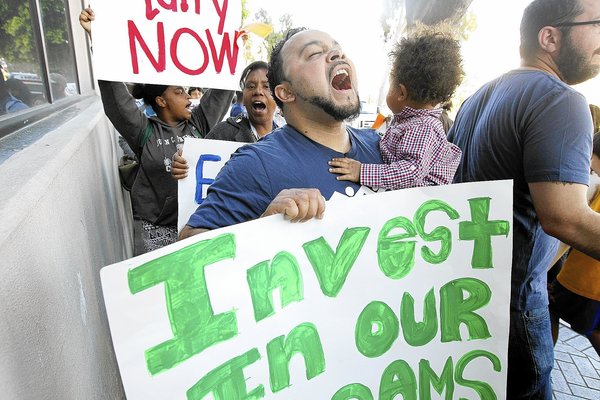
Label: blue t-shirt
xmin=187 ymin=125 xmax=383 ymax=229
xmin=229 ymin=103 xmax=246 ymax=117
xmin=1 ymin=94 xmax=28 ymax=113
xmin=448 ymin=69 xmax=593 ymax=311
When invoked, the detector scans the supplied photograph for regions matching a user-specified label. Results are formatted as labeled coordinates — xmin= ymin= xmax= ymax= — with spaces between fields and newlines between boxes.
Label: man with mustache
xmin=179 ymin=28 xmax=382 ymax=238
xmin=447 ymin=0 xmax=600 ymax=398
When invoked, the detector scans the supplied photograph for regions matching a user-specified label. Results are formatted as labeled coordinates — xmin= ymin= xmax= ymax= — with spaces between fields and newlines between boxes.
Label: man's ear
xmin=538 ymin=26 xmax=561 ymax=55
xmin=155 ymin=95 xmax=167 ymax=108
xmin=274 ymin=82 xmax=295 ymax=104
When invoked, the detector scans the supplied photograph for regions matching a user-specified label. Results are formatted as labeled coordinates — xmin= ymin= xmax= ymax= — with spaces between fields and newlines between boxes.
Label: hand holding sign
xmin=261 ymin=188 xmax=326 ymax=222
xmin=79 ymin=7 xmax=94 ymax=36
xmin=171 ymin=148 xmax=188 ymax=180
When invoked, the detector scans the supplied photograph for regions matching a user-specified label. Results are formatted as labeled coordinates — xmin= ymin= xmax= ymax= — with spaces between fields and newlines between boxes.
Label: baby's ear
xmin=397 ymin=83 xmax=409 ymax=101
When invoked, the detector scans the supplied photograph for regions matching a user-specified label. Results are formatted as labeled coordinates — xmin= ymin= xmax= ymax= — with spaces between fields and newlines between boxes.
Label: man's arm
xmin=179 ymin=226 xmax=209 ymax=240
xmin=530 ymin=181 xmax=600 ymax=260
xmin=178 ymin=188 xmax=326 ymax=240
xmin=192 ymin=89 xmax=234 ymax=136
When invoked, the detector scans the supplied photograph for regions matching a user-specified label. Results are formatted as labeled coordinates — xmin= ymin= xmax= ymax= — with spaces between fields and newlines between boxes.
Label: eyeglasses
xmin=553 ymin=19 xmax=600 ymax=27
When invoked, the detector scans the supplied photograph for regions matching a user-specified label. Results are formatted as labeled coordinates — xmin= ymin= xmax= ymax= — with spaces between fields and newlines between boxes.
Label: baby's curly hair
xmin=390 ymin=24 xmax=464 ymax=105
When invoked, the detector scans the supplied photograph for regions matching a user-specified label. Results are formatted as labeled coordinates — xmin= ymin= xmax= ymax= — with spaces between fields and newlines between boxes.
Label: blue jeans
xmin=507 ymin=307 xmax=554 ymax=399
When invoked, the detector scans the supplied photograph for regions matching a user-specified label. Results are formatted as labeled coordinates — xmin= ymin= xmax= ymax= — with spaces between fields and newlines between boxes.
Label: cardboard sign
xmin=101 ymin=180 xmax=513 ymax=399
xmin=91 ymin=0 xmax=243 ymax=89
xmin=177 ymin=137 xmax=244 ymax=231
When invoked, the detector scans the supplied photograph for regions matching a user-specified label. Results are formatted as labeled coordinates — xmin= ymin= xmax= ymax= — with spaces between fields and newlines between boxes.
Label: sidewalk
xmin=552 ymin=322 xmax=600 ymax=399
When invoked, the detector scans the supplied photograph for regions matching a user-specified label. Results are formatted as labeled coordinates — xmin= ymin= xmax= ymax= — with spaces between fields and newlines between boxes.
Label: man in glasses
xmin=448 ymin=0 xmax=600 ymax=398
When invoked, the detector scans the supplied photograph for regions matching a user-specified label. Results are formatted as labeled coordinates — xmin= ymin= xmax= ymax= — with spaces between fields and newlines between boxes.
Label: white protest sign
xmin=101 ymin=180 xmax=513 ymax=399
xmin=91 ymin=0 xmax=243 ymax=89
xmin=177 ymin=137 xmax=244 ymax=231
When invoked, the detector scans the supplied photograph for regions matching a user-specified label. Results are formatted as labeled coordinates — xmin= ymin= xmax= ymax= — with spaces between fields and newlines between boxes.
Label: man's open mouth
xmin=331 ymin=68 xmax=352 ymax=91
xmin=252 ymin=101 xmax=267 ymax=111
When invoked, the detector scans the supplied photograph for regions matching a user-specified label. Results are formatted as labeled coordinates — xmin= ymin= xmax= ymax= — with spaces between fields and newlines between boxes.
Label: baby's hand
xmin=328 ymin=157 xmax=361 ymax=183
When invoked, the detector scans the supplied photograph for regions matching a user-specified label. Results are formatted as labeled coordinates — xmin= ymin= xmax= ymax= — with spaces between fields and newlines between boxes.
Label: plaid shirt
xmin=360 ymin=106 xmax=461 ymax=190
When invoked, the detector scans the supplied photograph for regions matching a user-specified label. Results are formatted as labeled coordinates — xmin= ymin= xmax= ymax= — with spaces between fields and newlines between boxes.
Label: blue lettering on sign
xmin=195 ymin=154 xmax=221 ymax=204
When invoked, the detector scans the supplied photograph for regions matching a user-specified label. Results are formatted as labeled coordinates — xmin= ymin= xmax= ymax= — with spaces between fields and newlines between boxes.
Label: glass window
xmin=40 ymin=0 xmax=78 ymax=100
xmin=0 ymin=1 xmax=46 ymax=113
xmin=0 ymin=0 xmax=79 ymax=116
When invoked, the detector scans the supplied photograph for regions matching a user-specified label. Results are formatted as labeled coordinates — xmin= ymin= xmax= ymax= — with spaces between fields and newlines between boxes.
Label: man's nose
xmin=327 ymin=48 xmax=345 ymax=62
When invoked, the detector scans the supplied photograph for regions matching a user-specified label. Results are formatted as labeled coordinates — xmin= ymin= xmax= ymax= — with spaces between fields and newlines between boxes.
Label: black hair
xmin=6 ymin=78 xmax=34 ymax=106
xmin=520 ymin=0 xmax=583 ymax=60
xmin=187 ymin=87 xmax=203 ymax=95
xmin=590 ymin=104 xmax=600 ymax=134
xmin=594 ymin=132 xmax=600 ymax=158
xmin=267 ymin=27 xmax=307 ymax=109
xmin=131 ymin=83 xmax=168 ymax=113
xmin=239 ymin=61 xmax=268 ymax=90
xmin=390 ymin=25 xmax=464 ymax=105
xmin=233 ymin=91 xmax=243 ymax=104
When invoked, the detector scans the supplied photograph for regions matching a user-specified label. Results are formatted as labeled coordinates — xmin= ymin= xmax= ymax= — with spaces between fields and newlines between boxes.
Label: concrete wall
xmin=0 ymin=98 xmax=130 ymax=399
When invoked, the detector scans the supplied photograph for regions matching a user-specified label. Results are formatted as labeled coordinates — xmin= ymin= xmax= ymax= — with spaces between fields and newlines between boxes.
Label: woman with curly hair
xmin=328 ymin=25 xmax=464 ymax=189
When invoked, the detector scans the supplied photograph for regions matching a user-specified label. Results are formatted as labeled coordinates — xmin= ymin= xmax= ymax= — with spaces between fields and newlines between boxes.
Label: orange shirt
xmin=557 ymin=190 xmax=600 ymax=301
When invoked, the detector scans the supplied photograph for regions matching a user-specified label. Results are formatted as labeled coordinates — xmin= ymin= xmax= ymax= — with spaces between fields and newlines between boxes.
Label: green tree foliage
xmin=0 ymin=0 xmax=74 ymax=73
xmin=241 ymin=0 xmax=249 ymax=23
xmin=380 ymin=0 xmax=404 ymax=43
xmin=455 ymin=10 xmax=477 ymax=41
xmin=254 ymin=8 xmax=293 ymax=59
xmin=380 ymin=0 xmax=477 ymax=43
xmin=1 ymin=2 xmax=36 ymax=67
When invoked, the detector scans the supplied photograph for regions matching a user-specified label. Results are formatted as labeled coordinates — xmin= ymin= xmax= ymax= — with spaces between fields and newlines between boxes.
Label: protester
xmin=187 ymin=87 xmax=203 ymax=110
xmin=207 ymin=61 xmax=277 ymax=141
xmin=171 ymin=61 xmax=278 ymax=180
xmin=188 ymin=87 xmax=203 ymax=99
xmin=0 ymin=76 xmax=28 ymax=115
xmin=50 ymin=73 xmax=67 ymax=100
xmin=5 ymin=78 xmax=35 ymax=107
xmin=179 ymin=28 xmax=382 ymax=239
xmin=590 ymin=103 xmax=600 ymax=132
xmin=549 ymin=133 xmax=600 ymax=356
xmin=328 ymin=25 xmax=463 ymax=189
xmin=447 ymin=0 xmax=600 ymax=398
xmin=229 ymin=91 xmax=246 ymax=117
xmin=79 ymin=8 xmax=233 ymax=254
xmin=439 ymin=101 xmax=454 ymax=133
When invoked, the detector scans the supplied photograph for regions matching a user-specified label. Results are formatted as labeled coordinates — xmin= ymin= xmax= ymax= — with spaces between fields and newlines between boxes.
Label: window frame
xmin=0 ymin=0 xmax=95 ymax=140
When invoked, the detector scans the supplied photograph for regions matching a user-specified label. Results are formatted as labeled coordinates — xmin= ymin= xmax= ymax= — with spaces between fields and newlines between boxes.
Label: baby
xmin=329 ymin=25 xmax=464 ymax=190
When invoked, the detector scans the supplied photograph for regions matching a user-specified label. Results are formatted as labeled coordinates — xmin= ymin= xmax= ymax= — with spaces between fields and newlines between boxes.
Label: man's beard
xmin=303 ymin=94 xmax=361 ymax=121
xmin=557 ymin=32 xmax=600 ymax=85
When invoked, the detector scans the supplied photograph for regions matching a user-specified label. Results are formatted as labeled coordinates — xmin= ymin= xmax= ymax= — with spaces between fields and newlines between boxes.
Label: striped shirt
xmin=360 ymin=106 xmax=461 ymax=190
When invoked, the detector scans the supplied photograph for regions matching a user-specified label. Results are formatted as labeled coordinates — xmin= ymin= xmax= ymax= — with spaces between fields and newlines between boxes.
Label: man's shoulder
xmin=500 ymin=69 xmax=579 ymax=98
xmin=501 ymin=70 xmax=588 ymax=118
xmin=457 ymin=69 xmax=586 ymax=124
xmin=347 ymin=126 xmax=381 ymax=144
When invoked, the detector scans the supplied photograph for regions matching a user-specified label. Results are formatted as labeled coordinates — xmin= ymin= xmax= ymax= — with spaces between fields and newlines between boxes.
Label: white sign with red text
xmin=91 ymin=0 xmax=243 ymax=89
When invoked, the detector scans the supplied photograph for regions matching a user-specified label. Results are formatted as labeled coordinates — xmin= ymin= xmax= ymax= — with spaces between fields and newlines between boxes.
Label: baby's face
xmin=592 ymin=155 xmax=600 ymax=176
